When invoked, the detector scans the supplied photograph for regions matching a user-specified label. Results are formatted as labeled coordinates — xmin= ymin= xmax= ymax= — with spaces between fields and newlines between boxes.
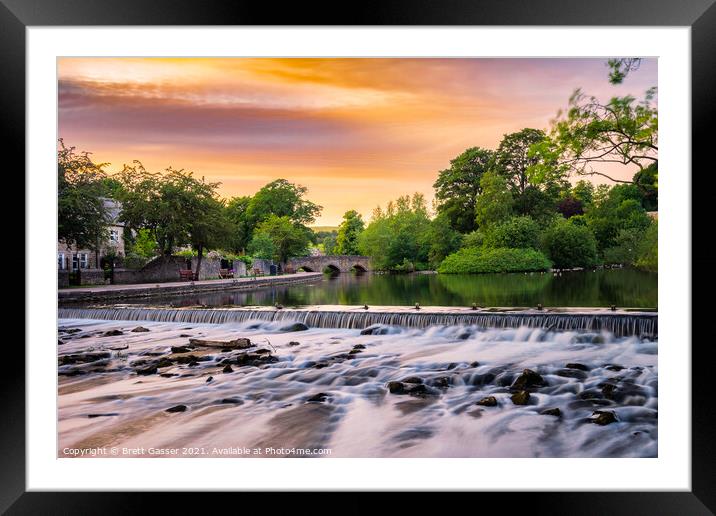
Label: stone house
xmin=57 ymin=198 xmax=126 ymax=287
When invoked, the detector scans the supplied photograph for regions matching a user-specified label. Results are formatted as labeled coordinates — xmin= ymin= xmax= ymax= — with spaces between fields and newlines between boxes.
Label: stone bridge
xmin=286 ymin=255 xmax=372 ymax=273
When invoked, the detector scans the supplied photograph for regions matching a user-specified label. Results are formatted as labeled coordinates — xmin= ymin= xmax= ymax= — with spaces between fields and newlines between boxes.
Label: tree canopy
xmin=335 ymin=210 xmax=365 ymax=255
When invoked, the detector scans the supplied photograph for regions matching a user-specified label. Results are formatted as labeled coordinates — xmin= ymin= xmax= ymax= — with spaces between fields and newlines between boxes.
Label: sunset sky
xmin=58 ymin=58 xmax=657 ymax=226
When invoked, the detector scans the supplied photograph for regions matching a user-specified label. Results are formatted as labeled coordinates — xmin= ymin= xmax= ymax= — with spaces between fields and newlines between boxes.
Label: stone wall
xmin=191 ymin=256 xmax=221 ymax=280
xmin=112 ymin=256 xmax=190 ymax=284
xmin=58 ymin=270 xmax=69 ymax=288
xmin=79 ymin=268 xmax=106 ymax=286
xmin=233 ymin=260 xmax=247 ymax=277
xmin=251 ymin=258 xmax=273 ymax=275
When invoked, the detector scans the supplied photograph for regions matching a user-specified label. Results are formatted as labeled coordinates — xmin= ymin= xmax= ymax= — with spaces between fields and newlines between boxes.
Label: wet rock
xmin=511 ymin=390 xmax=531 ymax=405
xmin=58 ymin=352 xmax=111 ymax=365
xmin=401 ymin=376 xmax=423 ymax=384
xmin=222 ymin=364 xmax=234 ymax=373
xmin=352 ymin=344 xmax=366 ymax=350
xmin=590 ymin=410 xmax=617 ymax=425
xmin=220 ymin=397 xmax=243 ymax=405
xmin=565 ymin=363 xmax=590 ymax=371
xmin=470 ymin=372 xmax=496 ymax=386
xmin=87 ymin=413 xmax=119 ymax=418
xmin=254 ymin=348 xmax=272 ymax=355
xmin=166 ymin=404 xmax=187 ymax=413
xmin=58 ymin=369 xmax=86 ymax=377
xmin=313 ymin=362 xmax=330 ymax=369
xmin=58 ymin=340 xmax=65 ymax=346
xmin=288 ymin=341 xmax=300 ymax=346
xmin=306 ymin=392 xmax=330 ymax=403
xmin=540 ymin=407 xmax=562 ymax=417
xmin=554 ymin=368 xmax=588 ymax=380
xmin=205 ymin=376 xmax=214 ymax=383
xmin=387 ymin=381 xmax=406 ymax=394
xmin=604 ymin=364 xmax=625 ymax=371
xmin=61 ymin=328 xmax=81 ymax=334
xmin=189 ymin=337 xmax=252 ymax=349
xmin=135 ymin=365 xmax=158 ymax=375
xmin=154 ymin=357 xmax=174 ymax=368
xmin=280 ymin=323 xmax=309 ymax=332
xmin=475 ymin=396 xmax=498 ymax=407
xmin=600 ymin=382 xmax=618 ymax=399
xmin=512 ymin=369 xmax=547 ymax=390
xmin=102 ymin=329 xmax=124 ymax=337
xmin=360 ymin=325 xmax=390 ymax=335
xmin=235 ymin=352 xmax=279 ymax=367
xmin=431 ymin=376 xmax=450 ymax=389
xmin=348 ymin=348 xmax=363 ymax=355
xmin=160 ymin=373 xmax=178 ymax=378
xmin=179 ymin=334 xmax=192 ymax=338
xmin=131 ymin=326 xmax=150 ymax=333
xmin=470 ymin=361 xmax=480 ymax=368
xmin=171 ymin=345 xmax=193 ymax=353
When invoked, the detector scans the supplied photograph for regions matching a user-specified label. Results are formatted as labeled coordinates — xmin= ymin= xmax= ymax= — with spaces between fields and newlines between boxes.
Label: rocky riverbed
xmin=58 ymin=318 xmax=657 ymax=458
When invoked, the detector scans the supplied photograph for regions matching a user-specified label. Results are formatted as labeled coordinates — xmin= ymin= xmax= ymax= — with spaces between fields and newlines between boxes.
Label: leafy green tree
xmin=248 ymin=215 xmax=311 ymax=263
xmin=246 ymin=179 xmax=322 ymax=228
xmin=483 ymin=216 xmax=541 ymax=250
xmin=335 ymin=210 xmax=365 ymax=255
xmin=571 ymin=180 xmax=595 ymax=206
xmin=475 ymin=170 xmax=513 ymax=228
xmin=225 ymin=196 xmax=252 ymax=253
xmin=247 ymin=232 xmax=276 ymax=261
xmin=420 ymin=213 xmax=463 ymax=269
xmin=433 ymin=147 xmax=493 ymax=233
xmin=635 ymin=220 xmax=657 ymax=272
xmin=541 ymin=219 xmax=598 ymax=268
xmin=606 ymin=58 xmax=642 ymax=85
xmin=57 ymin=140 xmax=109 ymax=251
xmin=633 ymin=163 xmax=658 ymax=211
xmin=115 ymin=163 xmax=229 ymax=277
xmin=548 ymin=87 xmax=658 ymax=183
xmin=358 ymin=194 xmax=431 ymax=271
xmin=127 ymin=228 xmax=158 ymax=258
xmin=492 ymin=128 xmax=554 ymax=195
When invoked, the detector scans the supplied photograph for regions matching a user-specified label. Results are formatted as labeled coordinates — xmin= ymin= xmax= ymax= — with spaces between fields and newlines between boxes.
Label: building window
xmin=58 ymin=253 xmax=66 ymax=270
xmin=109 ymin=229 xmax=119 ymax=242
xmin=72 ymin=253 xmax=89 ymax=270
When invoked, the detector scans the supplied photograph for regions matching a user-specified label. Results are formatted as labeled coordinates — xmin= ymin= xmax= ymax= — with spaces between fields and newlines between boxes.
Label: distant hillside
xmin=311 ymin=226 xmax=339 ymax=233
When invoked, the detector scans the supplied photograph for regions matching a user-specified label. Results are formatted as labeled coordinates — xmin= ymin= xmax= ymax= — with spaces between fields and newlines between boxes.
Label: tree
xmin=541 ymin=219 xmax=598 ymax=269
xmin=358 ymin=193 xmax=432 ymax=271
xmin=421 ymin=213 xmax=463 ymax=269
xmin=492 ymin=129 xmax=552 ymax=196
xmin=225 ymin=196 xmax=252 ymax=253
xmin=556 ymin=196 xmax=584 ymax=219
xmin=249 ymin=215 xmax=311 ymax=263
xmin=246 ymin=179 xmax=321 ymax=228
xmin=633 ymin=163 xmax=658 ymax=211
xmin=483 ymin=216 xmax=541 ymax=250
xmin=474 ymin=170 xmax=513 ymax=228
xmin=57 ymin=140 xmax=109 ymax=251
xmin=115 ymin=163 xmax=229 ymax=277
xmin=335 ymin=210 xmax=365 ymax=255
xmin=606 ymin=58 xmax=642 ymax=85
xmin=548 ymin=87 xmax=658 ymax=183
xmin=433 ymin=147 xmax=493 ymax=233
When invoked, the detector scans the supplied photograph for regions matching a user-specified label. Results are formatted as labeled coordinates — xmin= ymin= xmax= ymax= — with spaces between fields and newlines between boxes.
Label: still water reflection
xmin=115 ymin=268 xmax=657 ymax=309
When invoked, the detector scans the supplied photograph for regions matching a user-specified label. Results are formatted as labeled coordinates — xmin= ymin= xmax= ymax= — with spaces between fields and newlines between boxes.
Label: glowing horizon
xmin=58 ymin=58 xmax=657 ymax=226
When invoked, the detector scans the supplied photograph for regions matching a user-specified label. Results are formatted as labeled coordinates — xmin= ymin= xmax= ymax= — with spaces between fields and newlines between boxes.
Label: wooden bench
xmin=218 ymin=268 xmax=232 ymax=279
xmin=252 ymin=267 xmax=265 ymax=277
xmin=179 ymin=269 xmax=195 ymax=281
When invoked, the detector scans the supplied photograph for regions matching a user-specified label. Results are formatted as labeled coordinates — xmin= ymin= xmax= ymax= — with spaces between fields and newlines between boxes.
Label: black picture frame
xmin=5 ymin=0 xmax=715 ymax=512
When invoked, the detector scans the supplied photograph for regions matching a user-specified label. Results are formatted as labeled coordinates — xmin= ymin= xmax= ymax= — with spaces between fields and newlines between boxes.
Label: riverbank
xmin=58 ymin=272 xmax=323 ymax=303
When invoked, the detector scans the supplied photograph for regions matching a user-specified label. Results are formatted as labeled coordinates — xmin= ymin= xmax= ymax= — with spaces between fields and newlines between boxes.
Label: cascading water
xmin=57 ymin=315 xmax=658 ymax=458
xmin=58 ymin=306 xmax=657 ymax=338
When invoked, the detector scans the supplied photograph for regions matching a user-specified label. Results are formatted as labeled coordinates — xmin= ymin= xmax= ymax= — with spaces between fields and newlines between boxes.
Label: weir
xmin=58 ymin=306 xmax=658 ymax=338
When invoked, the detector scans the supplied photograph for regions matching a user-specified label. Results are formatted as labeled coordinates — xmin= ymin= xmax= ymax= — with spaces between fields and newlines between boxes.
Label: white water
xmin=58 ymin=318 xmax=657 ymax=458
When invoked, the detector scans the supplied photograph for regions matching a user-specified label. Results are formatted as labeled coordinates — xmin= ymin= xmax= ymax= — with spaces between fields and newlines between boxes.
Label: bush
xmin=123 ymin=252 xmax=149 ymax=270
xmin=462 ymin=230 xmax=484 ymax=249
xmin=438 ymin=247 xmax=552 ymax=274
xmin=635 ymin=221 xmax=657 ymax=272
xmin=483 ymin=216 xmax=540 ymax=250
xmin=541 ymin=220 xmax=598 ymax=269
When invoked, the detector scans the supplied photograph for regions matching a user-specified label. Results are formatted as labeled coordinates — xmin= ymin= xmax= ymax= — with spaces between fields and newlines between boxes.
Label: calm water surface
xmin=114 ymin=268 xmax=657 ymax=309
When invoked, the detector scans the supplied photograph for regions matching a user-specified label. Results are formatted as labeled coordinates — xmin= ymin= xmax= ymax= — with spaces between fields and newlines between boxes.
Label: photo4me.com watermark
xmin=61 ymin=446 xmax=333 ymax=457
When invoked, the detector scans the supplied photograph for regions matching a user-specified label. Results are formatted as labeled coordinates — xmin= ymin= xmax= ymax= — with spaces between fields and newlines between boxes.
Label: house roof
xmin=101 ymin=197 xmax=123 ymax=225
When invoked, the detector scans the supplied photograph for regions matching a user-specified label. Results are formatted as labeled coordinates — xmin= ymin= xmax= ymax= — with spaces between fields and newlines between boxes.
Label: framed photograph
xmin=8 ymin=0 xmax=714 ymax=511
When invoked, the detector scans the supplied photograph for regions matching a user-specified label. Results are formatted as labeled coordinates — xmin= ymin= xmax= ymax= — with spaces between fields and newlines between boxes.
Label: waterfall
xmin=58 ymin=306 xmax=657 ymax=338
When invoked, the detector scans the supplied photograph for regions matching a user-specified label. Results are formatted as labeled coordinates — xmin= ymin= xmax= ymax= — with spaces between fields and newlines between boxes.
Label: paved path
xmin=58 ymin=272 xmax=324 ymax=302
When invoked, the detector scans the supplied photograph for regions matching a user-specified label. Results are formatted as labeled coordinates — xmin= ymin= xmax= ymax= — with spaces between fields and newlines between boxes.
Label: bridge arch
xmin=287 ymin=255 xmax=372 ymax=274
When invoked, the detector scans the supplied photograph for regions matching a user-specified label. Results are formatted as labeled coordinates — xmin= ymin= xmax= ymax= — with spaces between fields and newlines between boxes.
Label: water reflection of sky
xmin=109 ymin=269 xmax=657 ymax=309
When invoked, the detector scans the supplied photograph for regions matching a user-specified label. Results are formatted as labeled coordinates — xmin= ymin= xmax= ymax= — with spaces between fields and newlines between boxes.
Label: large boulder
xmin=512 ymin=369 xmax=547 ymax=390
xmin=189 ymin=337 xmax=252 ymax=349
